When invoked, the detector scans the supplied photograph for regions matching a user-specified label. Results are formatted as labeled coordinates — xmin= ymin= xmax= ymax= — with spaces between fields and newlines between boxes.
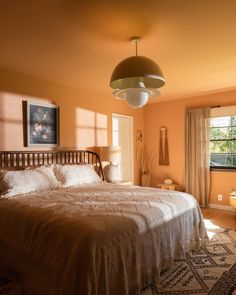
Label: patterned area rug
xmin=142 ymin=227 xmax=236 ymax=295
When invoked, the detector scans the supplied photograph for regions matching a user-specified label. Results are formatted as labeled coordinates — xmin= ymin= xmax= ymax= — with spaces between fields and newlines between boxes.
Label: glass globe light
xmin=126 ymin=88 xmax=149 ymax=108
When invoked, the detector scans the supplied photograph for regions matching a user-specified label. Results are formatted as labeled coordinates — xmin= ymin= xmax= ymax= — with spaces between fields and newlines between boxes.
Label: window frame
xmin=210 ymin=106 xmax=236 ymax=171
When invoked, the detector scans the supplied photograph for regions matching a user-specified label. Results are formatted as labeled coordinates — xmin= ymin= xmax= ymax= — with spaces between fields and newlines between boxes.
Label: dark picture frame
xmin=23 ymin=101 xmax=59 ymax=147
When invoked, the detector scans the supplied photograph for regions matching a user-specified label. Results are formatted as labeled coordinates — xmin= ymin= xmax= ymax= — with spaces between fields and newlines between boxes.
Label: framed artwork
xmin=23 ymin=101 xmax=59 ymax=147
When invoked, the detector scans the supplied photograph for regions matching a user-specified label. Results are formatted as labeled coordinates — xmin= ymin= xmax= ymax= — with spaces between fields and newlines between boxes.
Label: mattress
xmin=0 ymin=183 xmax=208 ymax=295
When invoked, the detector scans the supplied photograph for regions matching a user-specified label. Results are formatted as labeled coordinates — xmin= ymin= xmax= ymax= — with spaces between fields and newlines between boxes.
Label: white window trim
xmin=210 ymin=105 xmax=236 ymax=171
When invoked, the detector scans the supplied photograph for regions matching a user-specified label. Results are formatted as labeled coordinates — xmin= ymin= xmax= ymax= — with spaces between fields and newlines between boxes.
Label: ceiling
xmin=0 ymin=0 xmax=236 ymax=103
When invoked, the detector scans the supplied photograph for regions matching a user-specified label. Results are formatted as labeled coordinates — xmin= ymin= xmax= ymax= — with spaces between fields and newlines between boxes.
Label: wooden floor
xmin=201 ymin=208 xmax=236 ymax=229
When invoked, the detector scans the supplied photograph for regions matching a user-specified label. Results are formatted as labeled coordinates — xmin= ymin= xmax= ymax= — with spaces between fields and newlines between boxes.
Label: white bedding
xmin=0 ymin=183 xmax=208 ymax=295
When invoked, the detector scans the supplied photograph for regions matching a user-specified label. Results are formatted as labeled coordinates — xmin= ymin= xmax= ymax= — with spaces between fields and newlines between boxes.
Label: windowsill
xmin=210 ymin=167 xmax=236 ymax=172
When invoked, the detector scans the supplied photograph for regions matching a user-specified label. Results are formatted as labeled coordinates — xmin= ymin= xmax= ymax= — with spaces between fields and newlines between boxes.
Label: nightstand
xmin=156 ymin=183 xmax=181 ymax=191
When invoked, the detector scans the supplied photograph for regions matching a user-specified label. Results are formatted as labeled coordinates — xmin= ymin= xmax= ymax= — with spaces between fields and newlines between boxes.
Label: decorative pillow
xmin=53 ymin=164 xmax=101 ymax=187
xmin=0 ymin=166 xmax=59 ymax=197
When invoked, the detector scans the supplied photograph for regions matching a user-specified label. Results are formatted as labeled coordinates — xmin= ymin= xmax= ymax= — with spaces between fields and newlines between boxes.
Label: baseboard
xmin=208 ymin=203 xmax=234 ymax=212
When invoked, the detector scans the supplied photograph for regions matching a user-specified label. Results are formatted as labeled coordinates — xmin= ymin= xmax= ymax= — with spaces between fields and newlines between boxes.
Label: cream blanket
xmin=0 ymin=183 xmax=208 ymax=295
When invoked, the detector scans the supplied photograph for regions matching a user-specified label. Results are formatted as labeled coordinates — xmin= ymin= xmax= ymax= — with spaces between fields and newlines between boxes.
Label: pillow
xmin=0 ymin=166 xmax=59 ymax=197
xmin=53 ymin=164 xmax=101 ymax=187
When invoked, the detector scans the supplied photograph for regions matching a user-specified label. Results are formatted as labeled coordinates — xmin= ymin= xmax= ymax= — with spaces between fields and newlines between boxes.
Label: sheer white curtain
xmin=185 ymin=107 xmax=210 ymax=207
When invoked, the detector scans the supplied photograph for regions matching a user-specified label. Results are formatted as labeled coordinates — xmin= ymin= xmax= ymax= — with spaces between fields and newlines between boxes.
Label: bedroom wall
xmin=144 ymin=90 xmax=236 ymax=207
xmin=0 ymin=67 xmax=144 ymax=184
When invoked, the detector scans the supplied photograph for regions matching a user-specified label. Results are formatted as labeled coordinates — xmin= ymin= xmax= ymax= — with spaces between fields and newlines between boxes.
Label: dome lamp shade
xmin=110 ymin=38 xmax=165 ymax=108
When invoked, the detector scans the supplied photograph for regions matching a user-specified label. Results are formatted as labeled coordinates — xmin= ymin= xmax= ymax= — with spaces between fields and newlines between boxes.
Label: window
xmin=210 ymin=115 xmax=236 ymax=169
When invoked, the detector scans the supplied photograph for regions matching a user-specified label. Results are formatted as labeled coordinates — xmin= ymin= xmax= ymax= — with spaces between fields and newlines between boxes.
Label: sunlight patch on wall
xmin=0 ymin=92 xmax=51 ymax=150
xmin=96 ymin=112 xmax=108 ymax=146
xmin=0 ymin=92 xmax=24 ymax=149
xmin=76 ymin=107 xmax=108 ymax=149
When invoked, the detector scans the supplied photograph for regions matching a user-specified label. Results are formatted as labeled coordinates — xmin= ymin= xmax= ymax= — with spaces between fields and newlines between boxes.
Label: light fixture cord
xmin=135 ymin=40 xmax=138 ymax=56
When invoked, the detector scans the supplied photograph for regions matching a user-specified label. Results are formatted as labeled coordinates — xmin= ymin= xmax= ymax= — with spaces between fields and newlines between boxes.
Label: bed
xmin=0 ymin=150 xmax=208 ymax=295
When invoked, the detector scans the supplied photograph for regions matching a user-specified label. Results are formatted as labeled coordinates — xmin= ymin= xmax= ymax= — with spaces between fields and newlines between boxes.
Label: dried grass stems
xmin=136 ymin=145 xmax=157 ymax=175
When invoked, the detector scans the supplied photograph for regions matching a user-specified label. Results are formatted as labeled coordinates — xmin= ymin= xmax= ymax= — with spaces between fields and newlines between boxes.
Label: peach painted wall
xmin=0 ymin=68 xmax=144 ymax=184
xmin=144 ymin=90 xmax=236 ymax=206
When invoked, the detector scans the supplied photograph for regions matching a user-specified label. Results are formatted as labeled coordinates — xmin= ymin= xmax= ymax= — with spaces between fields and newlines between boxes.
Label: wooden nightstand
xmin=156 ymin=183 xmax=181 ymax=191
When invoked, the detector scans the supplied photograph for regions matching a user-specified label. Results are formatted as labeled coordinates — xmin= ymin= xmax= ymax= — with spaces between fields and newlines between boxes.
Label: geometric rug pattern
xmin=142 ymin=227 xmax=236 ymax=295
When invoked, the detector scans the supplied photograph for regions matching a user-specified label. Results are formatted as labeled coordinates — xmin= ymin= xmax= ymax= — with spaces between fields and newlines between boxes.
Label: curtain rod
xmin=210 ymin=105 xmax=221 ymax=108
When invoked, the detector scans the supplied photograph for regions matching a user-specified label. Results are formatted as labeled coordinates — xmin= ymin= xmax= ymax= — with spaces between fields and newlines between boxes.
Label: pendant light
xmin=110 ymin=37 xmax=165 ymax=108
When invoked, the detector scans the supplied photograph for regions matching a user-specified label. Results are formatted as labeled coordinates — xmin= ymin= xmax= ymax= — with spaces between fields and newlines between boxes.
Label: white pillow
xmin=0 ymin=166 xmax=59 ymax=197
xmin=53 ymin=164 xmax=101 ymax=187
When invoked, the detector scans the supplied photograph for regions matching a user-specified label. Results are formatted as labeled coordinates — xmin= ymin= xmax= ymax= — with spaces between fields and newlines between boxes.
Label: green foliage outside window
xmin=210 ymin=116 xmax=236 ymax=168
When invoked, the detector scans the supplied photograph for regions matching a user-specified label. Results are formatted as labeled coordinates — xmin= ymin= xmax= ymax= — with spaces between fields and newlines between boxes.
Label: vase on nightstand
xmin=141 ymin=173 xmax=150 ymax=187
xmin=103 ymin=163 xmax=120 ymax=183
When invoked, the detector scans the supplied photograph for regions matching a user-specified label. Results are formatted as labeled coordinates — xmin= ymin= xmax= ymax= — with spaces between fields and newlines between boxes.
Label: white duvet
xmin=0 ymin=183 xmax=208 ymax=295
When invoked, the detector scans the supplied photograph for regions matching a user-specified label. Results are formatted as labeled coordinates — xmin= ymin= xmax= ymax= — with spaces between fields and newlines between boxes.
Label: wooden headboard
xmin=0 ymin=150 xmax=104 ymax=180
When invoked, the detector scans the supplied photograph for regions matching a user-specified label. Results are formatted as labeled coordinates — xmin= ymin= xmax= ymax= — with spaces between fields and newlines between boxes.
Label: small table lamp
xmin=100 ymin=146 xmax=121 ymax=182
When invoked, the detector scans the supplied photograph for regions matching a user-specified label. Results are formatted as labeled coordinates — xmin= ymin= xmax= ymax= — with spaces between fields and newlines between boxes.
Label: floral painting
xmin=25 ymin=101 xmax=59 ymax=146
